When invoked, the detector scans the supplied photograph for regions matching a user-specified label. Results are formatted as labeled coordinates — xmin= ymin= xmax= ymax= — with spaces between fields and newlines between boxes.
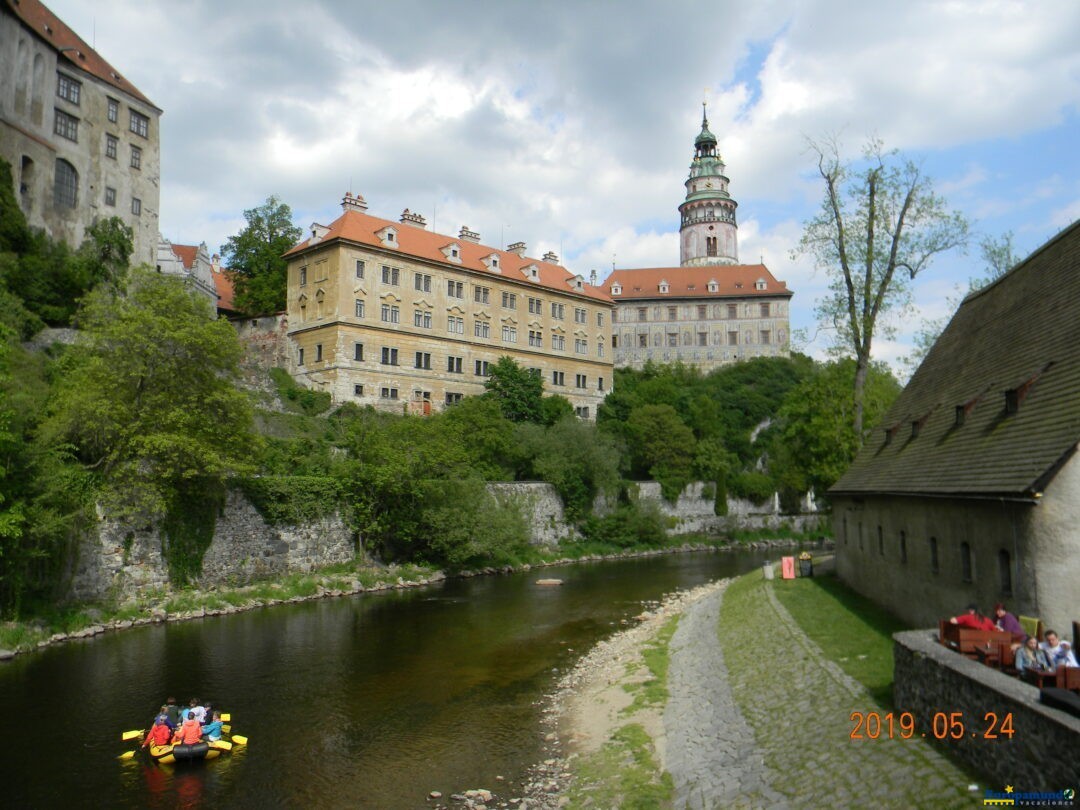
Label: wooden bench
xmin=938 ymin=621 xmax=1014 ymax=659
xmin=1060 ymin=665 xmax=1080 ymax=693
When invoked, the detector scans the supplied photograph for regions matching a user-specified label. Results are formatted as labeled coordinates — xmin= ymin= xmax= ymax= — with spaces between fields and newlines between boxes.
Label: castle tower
xmin=678 ymin=105 xmax=738 ymax=266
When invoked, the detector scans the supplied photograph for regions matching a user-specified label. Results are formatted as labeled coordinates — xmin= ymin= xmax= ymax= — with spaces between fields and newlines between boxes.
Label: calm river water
xmin=0 ymin=550 xmax=778 ymax=808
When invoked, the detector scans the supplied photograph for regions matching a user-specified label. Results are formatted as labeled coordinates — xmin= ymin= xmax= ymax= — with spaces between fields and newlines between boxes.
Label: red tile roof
xmin=212 ymin=266 xmax=237 ymax=312
xmin=171 ymin=243 xmax=198 ymax=270
xmin=287 ymin=206 xmax=612 ymax=304
xmin=5 ymin=0 xmax=158 ymax=110
xmin=600 ymin=265 xmax=792 ymax=300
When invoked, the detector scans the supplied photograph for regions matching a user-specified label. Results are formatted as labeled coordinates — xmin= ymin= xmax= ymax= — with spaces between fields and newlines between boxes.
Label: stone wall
xmin=893 ymin=629 xmax=1080 ymax=788
xmin=67 ymin=490 xmax=354 ymax=602
xmin=488 ymin=482 xmax=574 ymax=546
xmin=632 ymin=481 xmax=823 ymax=536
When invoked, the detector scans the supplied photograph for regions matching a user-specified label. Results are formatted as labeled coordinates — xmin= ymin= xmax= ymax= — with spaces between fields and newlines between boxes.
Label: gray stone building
xmin=0 ymin=0 xmax=161 ymax=265
xmin=601 ymin=108 xmax=792 ymax=371
xmin=830 ymin=219 xmax=1080 ymax=633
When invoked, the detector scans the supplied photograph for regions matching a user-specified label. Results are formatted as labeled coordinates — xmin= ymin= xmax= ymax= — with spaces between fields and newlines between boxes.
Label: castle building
xmin=602 ymin=108 xmax=792 ymax=371
xmin=155 ymin=238 xmax=220 ymax=307
xmin=0 ymin=0 xmax=161 ymax=265
xmin=284 ymin=194 xmax=614 ymax=417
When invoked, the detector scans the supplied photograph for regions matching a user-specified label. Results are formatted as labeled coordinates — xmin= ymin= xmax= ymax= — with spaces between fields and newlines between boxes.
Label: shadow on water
xmin=0 ymin=549 xmax=779 ymax=808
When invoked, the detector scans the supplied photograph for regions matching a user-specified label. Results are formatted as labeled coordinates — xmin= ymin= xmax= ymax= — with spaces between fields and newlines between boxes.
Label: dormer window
xmin=520 ymin=264 xmax=540 ymax=281
xmin=482 ymin=253 xmax=502 ymax=273
xmin=441 ymin=242 xmax=463 ymax=264
xmin=571 ymin=275 xmax=584 ymax=291
xmin=707 ymin=279 xmax=718 ymax=292
xmin=659 ymin=280 xmax=669 ymax=294
xmin=755 ymin=278 xmax=767 ymax=291
xmin=375 ymin=226 xmax=398 ymax=247
xmin=611 ymin=283 xmax=622 ymax=295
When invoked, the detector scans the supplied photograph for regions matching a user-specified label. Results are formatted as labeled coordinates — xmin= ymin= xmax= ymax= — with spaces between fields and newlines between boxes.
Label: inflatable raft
xmin=146 ymin=739 xmax=231 ymax=764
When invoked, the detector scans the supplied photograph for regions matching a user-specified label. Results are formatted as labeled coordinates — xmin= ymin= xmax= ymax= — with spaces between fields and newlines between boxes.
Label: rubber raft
xmin=147 ymin=739 xmax=231 ymax=764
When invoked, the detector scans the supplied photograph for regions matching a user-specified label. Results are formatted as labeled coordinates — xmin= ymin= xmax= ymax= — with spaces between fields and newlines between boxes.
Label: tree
xmin=43 ymin=268 xmax=258 ymax=521
xmin=483 ymin=356 xmax=543 ymax=423
xmin=626 ymin=404 xmax=696 ymax=501
xmin=220 ymin=195 xmax=301 ymax=315
xmin=796 ymin=138 xmax=968 ymax=441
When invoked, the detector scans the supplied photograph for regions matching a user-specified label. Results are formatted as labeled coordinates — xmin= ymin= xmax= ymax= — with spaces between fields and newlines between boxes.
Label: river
xmin=0 ymin=549 xmax=779 ymax=808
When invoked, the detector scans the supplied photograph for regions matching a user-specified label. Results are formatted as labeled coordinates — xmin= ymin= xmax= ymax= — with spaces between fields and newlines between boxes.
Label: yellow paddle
xmin=230 ymin=734 xmax=248 ymax=746
xmin=118 ymin=749 xmax=137 ymax=760
xmin=220 ymin=713 xmax=231 ymax=722
xmin=121 ymin=729 xmax=144 ymax=741
xmin=210 ymin=739 xmax=233 ymax=751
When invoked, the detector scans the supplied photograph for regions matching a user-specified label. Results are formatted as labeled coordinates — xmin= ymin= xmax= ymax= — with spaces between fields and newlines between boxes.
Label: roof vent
xmin=542 ymin=250 xmax=559 ymax=264
xmin=400 ymin=209 xmax=427 ymax=228
xmin=507 ymin=241 xmax=526 ymax=257
xmin=341 ymin=192 xmax=368 ymax=212
xmin=459 ymin=226 xmax=480 ymax=244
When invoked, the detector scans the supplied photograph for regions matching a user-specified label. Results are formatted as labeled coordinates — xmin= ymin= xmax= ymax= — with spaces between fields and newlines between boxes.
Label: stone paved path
xmin=664 ymin=576 xmax=976 ymax=809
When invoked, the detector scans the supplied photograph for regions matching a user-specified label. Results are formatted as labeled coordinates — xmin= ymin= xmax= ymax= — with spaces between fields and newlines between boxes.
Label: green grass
xmin=770 ymin=572 xmax=910 ymax=706
xmin=567 ymin=723 xmax=673 ymax=810
xmin=622 ymin=615 xmax=679 ymax=715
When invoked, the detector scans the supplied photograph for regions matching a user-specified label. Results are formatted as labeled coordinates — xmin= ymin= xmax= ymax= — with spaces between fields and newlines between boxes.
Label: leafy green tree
xmin=795 ymin=137 xmax=968 ymax=440
xmin=483 ymin=356 xmax=543 ymax=423
xmin=540 ymin=394 xmax=574 ymax=426
xmin=43 ymin=268 xmax=258 ymax=521
xmin=442 ymin=395 xmax=519 ymax=479
xmin=626 ymin=404 xmax=696 ymax=501
xmin=221 ymin=195 xmax=301 ymax=315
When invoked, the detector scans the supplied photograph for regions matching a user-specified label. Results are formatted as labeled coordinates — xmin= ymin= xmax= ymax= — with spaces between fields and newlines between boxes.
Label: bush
xmin=729 ymin=471 xmax=775 ymax=505
xmin=236 ymin=475 xmax=343 ymax=526
xmin=421 ymin=479 xmax=530 ymax=568
xmin=578 ymin=502 xmax=667 ymax=549
xmin=270 ymin=367 xmax=332 ymax=415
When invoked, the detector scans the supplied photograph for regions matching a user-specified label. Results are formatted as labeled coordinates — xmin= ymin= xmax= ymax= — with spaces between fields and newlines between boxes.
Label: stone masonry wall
xmin=489 ymin=482 xmax=574 ymax=546
xmin=893 ymin=629 xmax=1080 ymax=789
xmin=632 ymin=481 xmax=823 ymax=535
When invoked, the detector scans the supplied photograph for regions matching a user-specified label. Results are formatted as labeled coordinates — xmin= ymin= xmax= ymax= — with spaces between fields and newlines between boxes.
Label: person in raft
xmin=948 ymin=603 xmax=996 ymax=631
xmin=164 ymin=696 xmax=181 ymax=727
xmin=201 ymin=711 xmax=224 ymax=741
xmin=173 ymin=713 xmax=203 ymax=746
xmin=143 ymin=717 xmax=172 ymax=748
xmin=187 ymin=698 xmax=206 ymax=724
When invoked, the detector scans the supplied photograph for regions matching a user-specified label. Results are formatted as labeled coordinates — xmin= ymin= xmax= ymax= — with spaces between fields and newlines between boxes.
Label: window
xmin=858 ymin=522 xmax=864 ymax=551
xmin=575 ymin=338 xmax=587 ymax=355
xmin=355 ymin=260 xmax=365 ymax=279
xmin=354 ymin=299 xmax=365 ymax=318
xmin=474 ymin=320 xmax=490 ymax=338
xmin=597 ymin=312 xmax=605 ymax=327
xmin=353 ymin=343 xmax=364 ymax=361
xmin=760 ymin=302 xmax=771 ymax=318
xmin=706 ymin=236 xmax=717 ymax=257
xmin=760 ymin=330 xmax=771 ymax=345
xmin=414 ymin=310 xmax=432 ymax=328
xmin=637 ymin=307 xmax=647 ymax=322
xmin=299 ymin=267 xmax=307 ymax=286
xmin=447 ymin=356 xmax=463 ymax=373
xmin=528 ymin=297 xmax=542 ymax=314
xmin=502 ymin=325 xmax=517 ymax=342
xmin=56 ymin=73 xmax=81 ymax=105
xmin=697 ymin=332 xmax=707 ymax=346
xmin=668 ymin=306 xmax=677 ymax=321
xmin=929 ymin=537 xmax=939 ymax=574
xmin=502 ymin=291 xmax=517 ymax=309
xmin=380 ymin=347 xmax=399 ymax=365
xmin=447 ymin=280 xmax=464 ymax=298
xmin=414 ymin=272 xmax=431 ymax=292
xmin=130 ymin=145 xmax=141 ymax=170
xmin=574 ymin=307 xmax=587 ymax=323
xmin=474 ymin=286 xmax=490 ymax=305
xmin=612 ymin=335 xmax=618 ymax=349
xmin=131 ymin=197 xmax=141 ymax=216
xmin=551 ymin=370 xmax=565 ymax=386
xmin=528 ymin=329 xmax=543 ymax=347
xmin=445 ymin=392 xmax=463 ymax=406
xmin=551 ymin=302 xmax=565 ymax=320
xmin=878 ymin=526 xmax=884 ymax=556
xmin=998 ymin=550 xmax=1012 ymax=595
xmin=598 ymin=377 xmax=605 ymax=391
xmin=667 ymin=333 xmax=678 ymax=347
xmin=105 ymin=134 xmax=118 ymax=159
xmin=354 ymin=384 xmax=364 ymax=397
xmin=54 ymin=109 xmax=79 ymax=141
xmin=315 ymin=343 xmax=323 ymax=362
xmin=414 ymin=351 xmax=431 ymax=370
xmin=574 ymin=406 xmax=590 ymax=419
xmin=381 ymin=266 xmax=400 ymax=285
xmin=551 ymin=334 xmax=565 ymax=351
xmin=380 ymin=387 xmax=398 ymax=400
xmin=727 ymin=304 xmax=737 ymax=319
xmin=107 ymin=97 xmax=118 ymax=123
xmin=129 ymin=109 xmax=149 ymax=138
xmin=104 ymin=186 xmax=116 ymax=207
xmin=298 ymin=347 xmax=304 ymax=365
xmin=575 ymin=374 xmax=587 ymax=388
xmin=474 ymin=360 xmax=490 ymax=377
xmin=960 ymin=542 xmax=973 ymax=583
xmin=638 ymin=334 xmax=647 ymax=348
xmin=598 ymin=341 xmax=605 ymax=357
xmin=381 ymin=304 xmax=400 ymax=324
xmin=528 ymin=367 xmax=542 ymax=378
xmin=899 ymin=531 xmax=907 ymax=564
xmin=447 ymin=315 xmax=464 ymax=334
xmin=697 ymin=305 xmax=707 ymax=320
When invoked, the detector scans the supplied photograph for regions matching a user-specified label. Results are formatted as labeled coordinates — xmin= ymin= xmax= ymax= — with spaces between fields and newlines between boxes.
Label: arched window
xmin=15 ymin=38 xmax=29 ymax=114
xmin=31 ymin=53 xmax=45 ymax=125
xmin=899 ymin=531 xmax=907 ymax=563
xmin=929 ymin=537 xmax=939 ymax=573
xmin=960 ymin=542 xmax=973 ymax=583
xmin=53 ymin=159 xmax=77 ymax=209
xmin=998 ymin=550 xmax=1012 ymax=596
xmin=878 ymin=526 xmax=884 ymax=556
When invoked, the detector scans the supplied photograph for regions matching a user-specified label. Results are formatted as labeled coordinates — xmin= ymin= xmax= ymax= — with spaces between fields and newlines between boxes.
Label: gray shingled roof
xmin=831 ymin=219 xmax=1080 ymax=499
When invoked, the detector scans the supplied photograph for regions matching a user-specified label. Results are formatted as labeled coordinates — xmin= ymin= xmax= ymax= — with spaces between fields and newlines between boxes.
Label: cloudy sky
xmin=49 ymin=0 xmax=1080 ymax=370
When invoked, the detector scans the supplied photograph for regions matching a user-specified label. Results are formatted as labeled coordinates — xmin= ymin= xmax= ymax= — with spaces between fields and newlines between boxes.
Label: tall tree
xmin=483 ymin=356 xmax=544 ymax=423
xmin=796 ymin=138 xmax=968 ymax=440
xmin=221 ymin=195 xmax=301 ymax=315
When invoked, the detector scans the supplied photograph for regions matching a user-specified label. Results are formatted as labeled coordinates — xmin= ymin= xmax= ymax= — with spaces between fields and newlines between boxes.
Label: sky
xmin=47 ymin=0 xmax=1080 ymax=372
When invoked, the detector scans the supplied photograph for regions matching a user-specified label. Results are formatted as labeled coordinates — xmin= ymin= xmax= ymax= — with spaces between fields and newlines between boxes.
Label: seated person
xmin=143 ymin=718 xmax=173 ymax=748
xmin=948 ymin=604 xmax=996 ymax=631
xmin=1015 ymin=636 xmax=1054 ymax=675
xmin=1041 ymin=630 xmax=1079 ymax=668
xmin=188 ymin=698 xmax=206 ymax=724
xmin=164 ymin=696 xmax=181 ymax=727
xmin=992 ymin=603 xmax=1025 ymax=638
xmin=201 ymin=711 xmax=224 ymax=741
xmin=173 ymin=714 xmax=204 ymax=746
xmin=152 ymin=705 xmax=175 ymax=731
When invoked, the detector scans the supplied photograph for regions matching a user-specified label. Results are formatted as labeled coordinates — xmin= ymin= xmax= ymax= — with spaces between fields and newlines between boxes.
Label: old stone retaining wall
xmin=893 ymin=629 xmax=1080 ymax=788
xmin=631 ymin=481 xmax=824 ymax=536
xmin=488 ymin=482 xmax=574 ymax=546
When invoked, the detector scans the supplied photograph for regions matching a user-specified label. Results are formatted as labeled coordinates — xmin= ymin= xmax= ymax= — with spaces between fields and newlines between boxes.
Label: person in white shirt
xmin=1040 ymin=630 xmax=1078 ymax=668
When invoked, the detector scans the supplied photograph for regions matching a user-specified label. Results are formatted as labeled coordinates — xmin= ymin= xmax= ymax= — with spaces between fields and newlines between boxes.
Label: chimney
xmin=341 ymin=191 xmax=368 ymax=213
xmin=507 ymin=241 xmax=526 ymax=257
xmin=400 ymin=208 xmax=427 ymax=229
xmin=459 ymin=226 xmax=480 ymax=244
xmin=542 ymin=250 xmax=559 ymax=264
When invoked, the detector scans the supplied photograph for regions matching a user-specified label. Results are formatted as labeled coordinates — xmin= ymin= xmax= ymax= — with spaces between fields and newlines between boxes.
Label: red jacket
xmin=143 ymin=723 xmax=172 ymax=747
xmin=174 ymin=719 xmax=203 ymax=745
xmin=954 ymin=613 xmax=996 ymax=631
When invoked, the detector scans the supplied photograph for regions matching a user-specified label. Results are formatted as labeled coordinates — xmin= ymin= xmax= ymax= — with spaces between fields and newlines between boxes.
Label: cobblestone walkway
xmin=707 ymin=576 xmax=975 ymax=809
